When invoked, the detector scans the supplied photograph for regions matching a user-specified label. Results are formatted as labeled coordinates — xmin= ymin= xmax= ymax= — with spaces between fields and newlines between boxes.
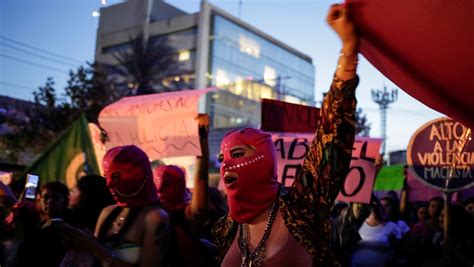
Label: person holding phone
xmin=15 ymin=181 xmax=71 ymax=267
xmin=212 ymin=4 xmax=360 ymax=267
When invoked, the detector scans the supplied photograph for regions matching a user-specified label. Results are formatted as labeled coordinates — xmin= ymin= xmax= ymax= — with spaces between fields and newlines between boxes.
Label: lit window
xmin=239 ymin=35 xmax=260 ymax=58
xmin=264 ymin=66 xmax=277 ymax=87
xmin=284 ymin=95 xmax=301 ymax=104
xmin=233 ymin=77 xmax=243 ymax=95
xmin=215 ymin=69 xmax=229 ymax=87
xmin=261 ymin=87 xmax=273 ymax=99
xmin=178 ymin=50 xmax=190 ymax=61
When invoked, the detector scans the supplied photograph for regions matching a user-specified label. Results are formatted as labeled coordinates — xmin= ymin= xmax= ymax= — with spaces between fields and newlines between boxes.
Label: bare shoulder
xmin=143 ymin=206 xmax=169 ymax=225
xmin=94 ymin=204 xmax=118 ymax=236
xmin=101 ymin=204 xmax=118 ymax=215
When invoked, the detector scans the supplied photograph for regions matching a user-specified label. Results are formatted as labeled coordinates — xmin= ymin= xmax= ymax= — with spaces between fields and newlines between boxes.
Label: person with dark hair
xmin=402 ymin=196 xmax=445 ymax=265
xmin=16 ymin=181 xmax=70 ymax=267
xmin=381 ymin=195 xmax=409 ymax=236
xmin=423 ymin=204 xmax=474 ymax=266
xmin=331 ymin=202 xmax=371 ymax=266
xmin=331 ymin=202 xmax=349 ymax=220
xmin=39 ymin=181 xmax=70 ymax=221
xmin=463 ymin=196 xmax=474 ymax=220
xmin=444 ymin=204 xmax=474 ymax=266
xmin=350 ymin=197 xmax=402 ymax=266
xmin=68 ymin=175 xmax=115 ymax=231
xmin=416 ymin=204 xmax=429 ymax=223
xmin=1 ymin=182 xmax=41 ymax=267
xmin=212 ymin=4 xmax=360 ymax=266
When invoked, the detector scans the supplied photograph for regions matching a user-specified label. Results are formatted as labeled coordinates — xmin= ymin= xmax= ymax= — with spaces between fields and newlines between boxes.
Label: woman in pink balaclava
xmin=153 ymin=115 xmax=210 ymax=224
xmin=153 ymin=114 xmax=217 ymax=267
xmin=57 ymin=145 xmax=170 ymax=267
xmin=213 ymin=4 xmax=360 ymax=267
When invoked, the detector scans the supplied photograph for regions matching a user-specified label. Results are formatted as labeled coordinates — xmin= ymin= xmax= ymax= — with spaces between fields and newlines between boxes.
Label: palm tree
xmin=107 ymin=34 xmax=180 ymax=95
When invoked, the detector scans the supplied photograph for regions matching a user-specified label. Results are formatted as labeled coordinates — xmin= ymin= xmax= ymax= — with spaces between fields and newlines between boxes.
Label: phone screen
xmin=25 ymin=174 xmax=39 ymax=200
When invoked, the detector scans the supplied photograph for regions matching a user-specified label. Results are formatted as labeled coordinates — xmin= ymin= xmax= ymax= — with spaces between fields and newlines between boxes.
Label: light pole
xmin=371 ymin=85 xmax=398 ymax=156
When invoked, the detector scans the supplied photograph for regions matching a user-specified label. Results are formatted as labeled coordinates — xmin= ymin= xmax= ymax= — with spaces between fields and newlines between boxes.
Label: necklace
xmin=238 ymin=200 xmax=278 ymax=267
xmin=112 ymin=177 xmax=147 ymax=198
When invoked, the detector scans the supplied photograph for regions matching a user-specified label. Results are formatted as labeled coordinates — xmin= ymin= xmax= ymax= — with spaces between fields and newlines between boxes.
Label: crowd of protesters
xmin=1 ymin=4 xmax=474 ymax=267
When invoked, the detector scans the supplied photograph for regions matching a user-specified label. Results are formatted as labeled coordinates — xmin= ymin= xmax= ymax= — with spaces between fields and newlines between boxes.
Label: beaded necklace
xmin=238 ymin=200 xmax=278 ymax=267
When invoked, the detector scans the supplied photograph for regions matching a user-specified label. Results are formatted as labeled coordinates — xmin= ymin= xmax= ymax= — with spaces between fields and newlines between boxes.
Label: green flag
xmin=373 ymin=164 xmax=405 ymax=191
xmin=21 ymin=114 xmax=100 ymax=189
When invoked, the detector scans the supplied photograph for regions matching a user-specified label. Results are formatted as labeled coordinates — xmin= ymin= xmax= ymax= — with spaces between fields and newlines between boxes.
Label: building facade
xmin=95 ymin=0 xmax=315 ymax=129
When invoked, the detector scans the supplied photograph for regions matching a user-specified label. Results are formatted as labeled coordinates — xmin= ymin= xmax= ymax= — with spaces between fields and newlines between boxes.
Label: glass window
xmin=209 ymin=15 xmax=315 ymax=106
xmin=207 ymin=15 xmax=315 ymax=128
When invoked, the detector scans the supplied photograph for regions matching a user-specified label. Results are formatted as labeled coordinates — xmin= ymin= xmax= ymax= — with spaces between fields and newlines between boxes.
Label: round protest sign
xmin=407 ymin=117 xmax=474 ymax=192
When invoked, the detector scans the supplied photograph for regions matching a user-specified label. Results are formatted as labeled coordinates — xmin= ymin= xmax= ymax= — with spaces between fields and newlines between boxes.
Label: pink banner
xmin=271 ymin=132 xmax=312 ymax=187
xmin=269 ymin=132 xmax=382 ymax=203
xmin=98 ymin=88 xmax=214 ymax=160
xmin=337 ymin=138 xmax=383 ymax=204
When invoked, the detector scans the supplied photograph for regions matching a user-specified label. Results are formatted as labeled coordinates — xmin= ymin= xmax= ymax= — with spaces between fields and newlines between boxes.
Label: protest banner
xmin=270 ymin=132 xmax=381 ymax=203
xmin=261 ymin=98 xmax=320 ymax=133
xmin=373 ymin=165 xmax=405 ymax=192
xmin=336 ymin=137 xmax=382 ymax=203
xmin=98 ymin=88 xmax=214 ymax=160
xmin=346 ymin=0 xmax=474 ymax=128
xmin=260 ymin=98 xmax=381 ymax=203
xmin=270 ymin=132 xmax=311 ymax=187
xmin=407 ymin=117 xmax=474 ymax=193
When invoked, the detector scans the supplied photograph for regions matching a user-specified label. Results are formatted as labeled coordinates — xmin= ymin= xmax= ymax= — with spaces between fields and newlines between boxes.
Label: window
xmin=178 ymin=50 xmax=190 ymax=61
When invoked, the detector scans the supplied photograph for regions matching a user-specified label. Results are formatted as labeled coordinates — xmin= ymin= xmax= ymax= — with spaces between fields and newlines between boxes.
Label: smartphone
xmin=24 ymin=173 xmax=39 ymax=200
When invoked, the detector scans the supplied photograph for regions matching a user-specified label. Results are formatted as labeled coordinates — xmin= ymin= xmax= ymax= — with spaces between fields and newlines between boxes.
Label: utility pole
xmin=371 ymin=85 xmax=398 ymax=156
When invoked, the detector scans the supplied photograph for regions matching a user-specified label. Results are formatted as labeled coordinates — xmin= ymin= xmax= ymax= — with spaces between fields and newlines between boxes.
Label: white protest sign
xmin=98 ymin=88 xmax=214 ymax=160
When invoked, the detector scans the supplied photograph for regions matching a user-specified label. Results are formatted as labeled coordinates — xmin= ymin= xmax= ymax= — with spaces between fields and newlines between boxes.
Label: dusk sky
xmin=0 ymin=0 xmax=444 ymax=154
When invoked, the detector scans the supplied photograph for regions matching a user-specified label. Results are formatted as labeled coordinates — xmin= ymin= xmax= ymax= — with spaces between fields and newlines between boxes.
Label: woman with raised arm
xmin=153 ymin=114 xmax=216 ymax=266
xmin=212 ymin=4 xmax=360 ymax=267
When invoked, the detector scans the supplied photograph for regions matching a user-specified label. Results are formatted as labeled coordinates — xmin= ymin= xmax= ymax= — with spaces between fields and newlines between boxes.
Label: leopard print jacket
xmin=212 ymin=75 xmax=359 ymax=266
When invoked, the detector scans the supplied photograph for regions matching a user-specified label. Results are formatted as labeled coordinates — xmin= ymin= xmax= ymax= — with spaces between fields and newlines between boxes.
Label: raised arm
xmin=186 ymin=114 xmax=209 ymax=220
xmin=292 ymin=4 xmax=359 ymax=217
xmin=328 ymin=3 xmax=359 ymax=81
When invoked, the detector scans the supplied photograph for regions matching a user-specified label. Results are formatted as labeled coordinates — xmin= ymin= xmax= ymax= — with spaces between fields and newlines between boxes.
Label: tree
xmin=1 ymin=78 xmax=69 ymax=163
xmin=355 ymin=107 xmax=371 ymax=137
xmin=64 ymin=62 xmax=123 ymax=122
xmin=106 ymin=34 xmax=180 ymax=95
xmin=1 ymin=63 xmax=122 ymax=164
xmin=32 ymin=77 xmax=76 ymax=138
